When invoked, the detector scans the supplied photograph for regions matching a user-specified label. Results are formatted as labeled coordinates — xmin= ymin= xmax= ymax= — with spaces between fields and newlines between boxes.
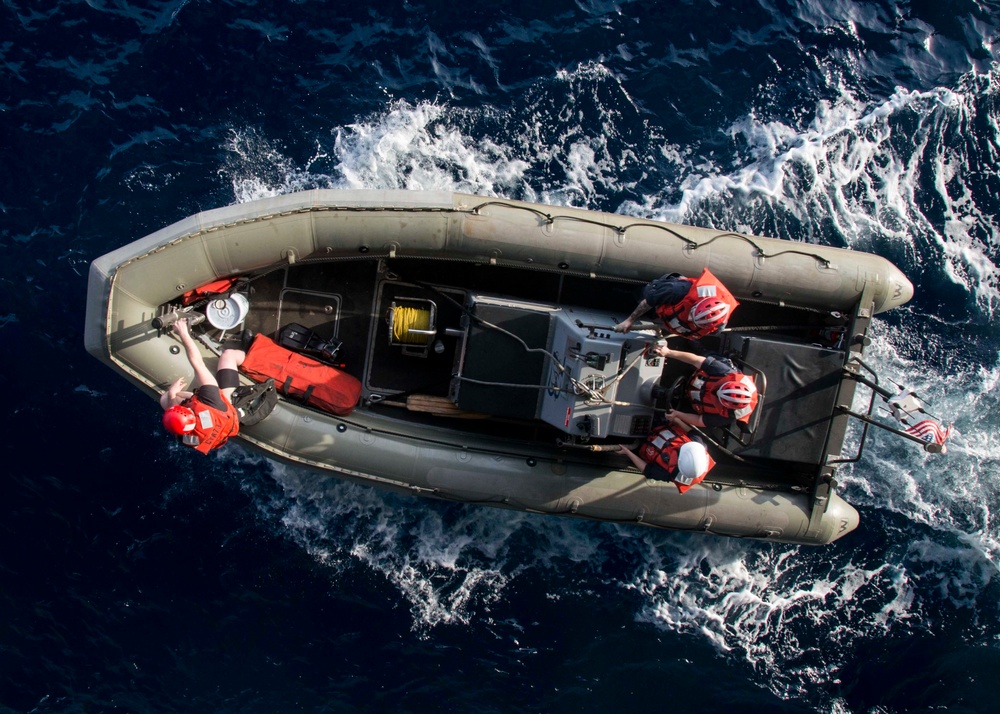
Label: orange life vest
xmin=181 ymin=393 xmax=240 ymax=454
xmin=638 ymin=425 xmax=715 ymax=493
xmin=688 ymin=369 xmax=758 ymax=424
xmin=653 ymin=268 xmax=738 ymax=338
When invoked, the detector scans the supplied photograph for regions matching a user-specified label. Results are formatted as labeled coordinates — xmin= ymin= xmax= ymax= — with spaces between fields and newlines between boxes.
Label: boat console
xmin=451 ymin=295 xmax=663 ymax=438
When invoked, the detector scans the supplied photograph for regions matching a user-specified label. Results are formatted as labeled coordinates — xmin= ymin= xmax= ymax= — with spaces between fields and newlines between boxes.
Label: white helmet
xmin=677 ymin=442 xmax=710 ymax=480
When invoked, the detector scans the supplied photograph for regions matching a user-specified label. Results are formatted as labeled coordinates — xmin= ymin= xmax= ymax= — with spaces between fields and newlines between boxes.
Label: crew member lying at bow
xmin=160 ymin=318 xmax=246 ymax=454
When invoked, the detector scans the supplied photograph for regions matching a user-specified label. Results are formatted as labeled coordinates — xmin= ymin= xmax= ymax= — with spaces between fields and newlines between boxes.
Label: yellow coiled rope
xmin=392 ymin=306 xmax=432 ymax=343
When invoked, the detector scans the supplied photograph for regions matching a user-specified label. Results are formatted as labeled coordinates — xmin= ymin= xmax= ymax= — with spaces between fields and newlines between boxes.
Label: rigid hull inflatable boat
xmin=85 ymin=190 xmax=917 ymax=545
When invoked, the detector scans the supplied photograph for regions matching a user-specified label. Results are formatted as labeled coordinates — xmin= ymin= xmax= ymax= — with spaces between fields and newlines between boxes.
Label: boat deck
xmin=231 ymin=256 xmax=851 ymax=493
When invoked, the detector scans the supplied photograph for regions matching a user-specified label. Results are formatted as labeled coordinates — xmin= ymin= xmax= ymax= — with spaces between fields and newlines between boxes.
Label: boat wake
xmin=244 ymin=462 xmax=518 ymax=632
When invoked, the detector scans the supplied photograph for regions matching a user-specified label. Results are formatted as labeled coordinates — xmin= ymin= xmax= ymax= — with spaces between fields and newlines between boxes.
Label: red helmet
xmin=716 ymin=378 xmax=757 ymax=410
xmin=163 ymin=405 xmax=197 ymax=435
xmin=689 ymin=297 xmax=730 ymax=331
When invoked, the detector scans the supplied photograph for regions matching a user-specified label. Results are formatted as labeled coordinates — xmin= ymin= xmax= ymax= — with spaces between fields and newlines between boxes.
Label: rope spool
xmin=392 ymin=306 xmax=432 ymax=344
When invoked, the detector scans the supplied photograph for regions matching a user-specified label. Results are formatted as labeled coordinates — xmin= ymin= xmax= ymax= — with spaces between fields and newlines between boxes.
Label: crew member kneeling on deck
xmin=617 ymin=421 xmax=715 ymax=493
xmin=160 ymin=318 xmax=246 ymax=455
xmin=651 ymin=344 xmax=758 ymax=429
xmin=613 ymin=268 xmax=737 ymax=340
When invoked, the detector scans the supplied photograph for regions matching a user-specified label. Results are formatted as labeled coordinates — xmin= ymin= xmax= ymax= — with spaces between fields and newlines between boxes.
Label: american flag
xmin=904 ymin=419 xmax=951 ymax=447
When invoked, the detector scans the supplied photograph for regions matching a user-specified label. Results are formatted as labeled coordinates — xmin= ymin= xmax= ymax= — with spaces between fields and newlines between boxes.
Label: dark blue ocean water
xmin=4 ymin=1 xmax=1000 ymax=711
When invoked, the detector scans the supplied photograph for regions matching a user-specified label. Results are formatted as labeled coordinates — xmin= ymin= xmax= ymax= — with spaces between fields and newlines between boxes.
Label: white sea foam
xmin=251 ymin=463 xmax=519 ymax=633
xmin=222 ymin=128 xmax=333 ymax=203
xmin=222 ymin=60 xmax=655 ymax=208
xmin=222 ymin=103 xmax=533 ymax=201
xmin=629 ymin=76 xmax=1000 ymax=316
xmin=331 ymin=102 xmax=529 ymax=194
xmin=839 ymin=318 xmax=1000 ymax=572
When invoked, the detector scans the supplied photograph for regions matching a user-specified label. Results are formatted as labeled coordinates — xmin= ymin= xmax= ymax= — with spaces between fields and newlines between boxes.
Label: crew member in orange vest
xmin=613 ymin=268 xmax=738 ymax=340
xmin=160 ymin=318 xmax=246 ymax=454
xmin=650 ymin=344 xmax=758 ymax=429
xmin=617 ymin=420 xmax=715 ymax=493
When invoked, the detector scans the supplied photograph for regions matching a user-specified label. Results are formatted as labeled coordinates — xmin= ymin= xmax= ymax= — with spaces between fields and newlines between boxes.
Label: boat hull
xmin=86 ymin=190 xmax=904 ymax=545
